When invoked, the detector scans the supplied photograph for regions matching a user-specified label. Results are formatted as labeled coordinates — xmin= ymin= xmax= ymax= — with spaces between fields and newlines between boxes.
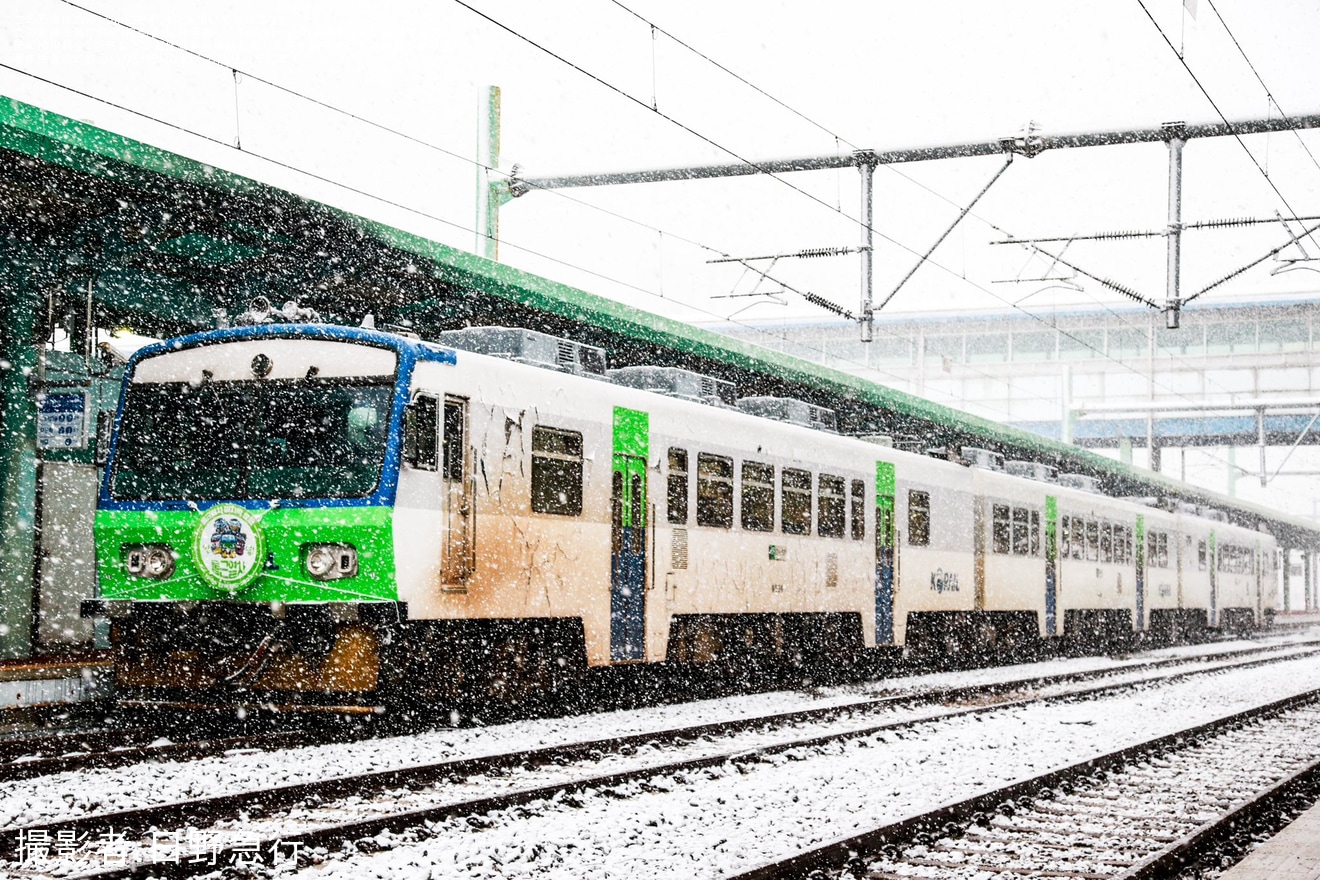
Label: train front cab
xmin=85 ymin=327 xmax=432 ymax=714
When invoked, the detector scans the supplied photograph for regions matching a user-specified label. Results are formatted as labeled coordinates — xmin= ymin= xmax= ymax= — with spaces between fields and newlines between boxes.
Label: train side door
xmin=611 ymin=407 xmax=648 ymax=662
xmin=1208 ymin=531 xmax=1217 ymax=627
xmin=1134 ymin=514 xmax=1145 ymax=632
xmin=1045 ymin=496 xmax=1058 ymax=636
xmin=441 ymin=397 xmax=474 ymax=586
xmin=875 ymin=462 xmax=896 ymax=645
xmin=1254 ymin=540 xmax=1263 ymax=623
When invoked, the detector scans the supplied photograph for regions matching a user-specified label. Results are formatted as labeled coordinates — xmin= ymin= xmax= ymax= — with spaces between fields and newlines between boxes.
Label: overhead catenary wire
xmin=1205 ymin=0 xmax=1320 ymax=183
xmin=40 ymin=0 xmax=1255 ymax=426
xmin=606 ymin=0 xmax=862 ymax=152
xmin=455 ymin=1 xmax=1253 ymax=418
xmin=1136 ymin=0 xmax=1320 ymax=253
xmin=0 ymin=51 xmax=1028 ymax=420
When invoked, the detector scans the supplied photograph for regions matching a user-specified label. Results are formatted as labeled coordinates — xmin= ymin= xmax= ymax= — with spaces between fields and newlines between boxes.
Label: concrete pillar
xmin=1283 ymin=546 xmax=1292 ymax=612
xmin=0 ymin=250 xmax=40 ymax=659
xmin=1308 ymin=548 xmax=1316 ymax=612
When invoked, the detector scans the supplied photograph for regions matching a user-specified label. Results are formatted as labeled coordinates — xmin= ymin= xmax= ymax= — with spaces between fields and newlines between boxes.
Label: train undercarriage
xmin=84 ymin=601 xmax=1269 ymax=721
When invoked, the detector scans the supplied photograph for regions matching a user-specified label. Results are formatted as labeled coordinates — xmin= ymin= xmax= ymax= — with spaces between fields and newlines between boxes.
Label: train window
xmin=1012 ymin=507 xmax=1030 ymax=556
xmin=403 ymin=395 xmax=439 ymax=470
xmin=741 ymin=461 xmax=775 ymax=532
xmin=1148 ymin=531 xmax=1169 ymax=568
xmin=1060 ymin=516 xmax=1071 ymax=558
xmin=443 ymin=400 xmax=465 ymax=482
xmin=1101 ymin=522 xmax=1113 ymax=563
xmin=531 ymin=427 xmax=583 ymax=516
xmin=1070 ymin=517 xmax=1084 ymax=560
xmin=850 ymin=480 xmax=866 ymax=541
xmin=992 ymin=504 xmax=1011 ymax=554
xmin=696 ymin=453 xmax=734 ymax=529
xmin=1030 ymin=511 xmax=1040 ymax=556
xmin=1086 ymin=520 xmax=1099 ymax=561
xmin=631 ymin=473 xmax=645 ymax=553
xmin=1218 ymin=544 xmax=1250 ymax=574
xmin=818 ymin=474 xmax=846 ymax=538
xmin=781 ymin=468 xmax=813 ymax=535
xmin=1198 ymin=540 xmax=1207 ymax=570
xmin=908 ymin=490 xmax=930 ymax=546
xmin=668 ymin=448 xmax=689 ymax=525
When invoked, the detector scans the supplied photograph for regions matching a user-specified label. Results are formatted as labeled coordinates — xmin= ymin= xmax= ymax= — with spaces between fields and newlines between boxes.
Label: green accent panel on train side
xmin=1044 ymin=495 xmax=1057 ymax=558
xmin=612 ymin=407 xmax=649 ymax=459
xmin=94 ymin=506 xmax=397 ymax=602
xmin=876 ymin=461 xmax=895 ymax=498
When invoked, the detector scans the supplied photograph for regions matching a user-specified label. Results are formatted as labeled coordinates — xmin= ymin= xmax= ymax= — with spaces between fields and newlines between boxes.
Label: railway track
xmin=5 ymin=640 xmax=1318 ymax=877
xmin=2 ymin=637 xmax=1314 ymax=784
xmin=728 ymin=692 xmax=1320 ymax=880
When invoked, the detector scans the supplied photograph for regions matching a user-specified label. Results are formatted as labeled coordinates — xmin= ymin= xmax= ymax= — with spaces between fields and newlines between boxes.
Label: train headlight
xmin=303 ymin=543 xmax=359 ymax=581
xmin=124 ymin=544 xmax=176 ymax=580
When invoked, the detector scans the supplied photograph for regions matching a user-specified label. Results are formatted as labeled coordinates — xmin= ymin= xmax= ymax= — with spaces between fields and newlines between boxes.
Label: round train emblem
xmin=192 ymin=504 xmax=266 ymax=592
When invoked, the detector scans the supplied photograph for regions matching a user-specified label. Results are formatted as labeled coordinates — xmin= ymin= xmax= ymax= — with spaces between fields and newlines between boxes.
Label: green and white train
xmin=83 ymin=322 xmax=1278 ymax=713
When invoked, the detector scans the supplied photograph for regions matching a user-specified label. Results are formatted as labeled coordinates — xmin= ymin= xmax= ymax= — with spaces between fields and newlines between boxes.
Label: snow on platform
xmin=1221 ymin=798 xmax=1320 ymax=880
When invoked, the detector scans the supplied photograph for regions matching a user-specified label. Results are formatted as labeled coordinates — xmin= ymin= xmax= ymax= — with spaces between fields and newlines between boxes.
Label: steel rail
xmin=0 ymin=730 xmax=313 ymax=783
xmin=10 ymin=644 xmax=1318 ymax=877
xmin=3 ymin=637 xmax=1311 ymax=782
xmin=727 ymin=690 xmax=1320 ymax=880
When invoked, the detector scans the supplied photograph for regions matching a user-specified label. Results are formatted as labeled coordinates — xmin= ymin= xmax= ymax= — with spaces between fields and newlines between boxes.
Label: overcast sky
xmin=3 ymin=0 xmax=1319 ymax=330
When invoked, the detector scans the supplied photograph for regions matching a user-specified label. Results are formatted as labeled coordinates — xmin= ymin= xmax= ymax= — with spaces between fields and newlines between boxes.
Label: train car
xmin=1201 ymin=518 xmax=1274 ymax=634
xmin=1137 ymin=503 xmax=1185 ymax=640
xmin=82 ymin=320 xmax=1279 ymax=714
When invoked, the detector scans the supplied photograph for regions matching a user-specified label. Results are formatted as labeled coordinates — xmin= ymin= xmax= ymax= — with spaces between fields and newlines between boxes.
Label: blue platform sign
xmin=36 ymin=391 xmax=90 ymax=450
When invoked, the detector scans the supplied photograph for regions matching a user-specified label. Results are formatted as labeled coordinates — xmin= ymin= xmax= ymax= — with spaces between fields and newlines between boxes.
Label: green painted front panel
xmin=95 ymin=506 xmax=397 ymax=602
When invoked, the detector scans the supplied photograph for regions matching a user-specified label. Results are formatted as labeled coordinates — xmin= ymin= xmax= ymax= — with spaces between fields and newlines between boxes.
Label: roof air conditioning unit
xmin=436 ymin=326 xmax=607 ymax=378
xmin=736 ymin=396 xmax=838 ymax=432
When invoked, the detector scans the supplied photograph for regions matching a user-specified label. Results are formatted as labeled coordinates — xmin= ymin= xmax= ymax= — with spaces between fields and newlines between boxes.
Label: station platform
xmin=1275 ymin=611 xmax=1320 ymax=627
xmin=0 ymin=653 xmax=111 ymax=712
xmin=1220 ymin=797 xmax=1320 ymax=880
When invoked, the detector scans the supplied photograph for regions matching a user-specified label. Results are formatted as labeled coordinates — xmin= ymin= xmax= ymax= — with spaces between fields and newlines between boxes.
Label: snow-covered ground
xmin=0 ymin=635 xmax=1312 ymax=832
xmin=311 ymin=652 xmax=1320 ymax=880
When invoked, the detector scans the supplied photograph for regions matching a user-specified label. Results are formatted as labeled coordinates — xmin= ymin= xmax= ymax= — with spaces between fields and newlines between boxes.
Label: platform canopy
xmin=0 ymin=94 xmax=1316 ymax=641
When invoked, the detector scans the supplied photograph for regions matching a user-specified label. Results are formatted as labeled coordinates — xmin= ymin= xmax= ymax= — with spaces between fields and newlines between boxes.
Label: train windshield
xmin=109 ymin=379 xmax=395 ymax=502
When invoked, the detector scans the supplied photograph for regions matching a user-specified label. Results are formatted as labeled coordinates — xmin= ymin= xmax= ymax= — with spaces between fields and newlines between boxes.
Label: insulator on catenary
xmin=796 ymin=246 xmax=853 ymax=259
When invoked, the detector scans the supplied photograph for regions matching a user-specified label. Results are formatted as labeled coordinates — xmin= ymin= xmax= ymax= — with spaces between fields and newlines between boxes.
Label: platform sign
xmin=36 ymin=391 xmax=90 ymax=450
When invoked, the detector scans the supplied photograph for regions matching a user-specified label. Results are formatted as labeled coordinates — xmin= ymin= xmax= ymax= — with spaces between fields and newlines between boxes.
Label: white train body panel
xmin=973 ymin=469 xmax=1048 ymax=630
xmin=1139 ymin=507 xmax=1183 ymax=628
xmin=890 ymin=457 xmax=976 ymax=645
xmin=382 ymin=341 xmax=1278 ymax=665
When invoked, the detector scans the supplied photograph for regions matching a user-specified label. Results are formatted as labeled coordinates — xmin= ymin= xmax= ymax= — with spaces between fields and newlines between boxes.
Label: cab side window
xmin=403 ymin=395 xmax=438 ymax=470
